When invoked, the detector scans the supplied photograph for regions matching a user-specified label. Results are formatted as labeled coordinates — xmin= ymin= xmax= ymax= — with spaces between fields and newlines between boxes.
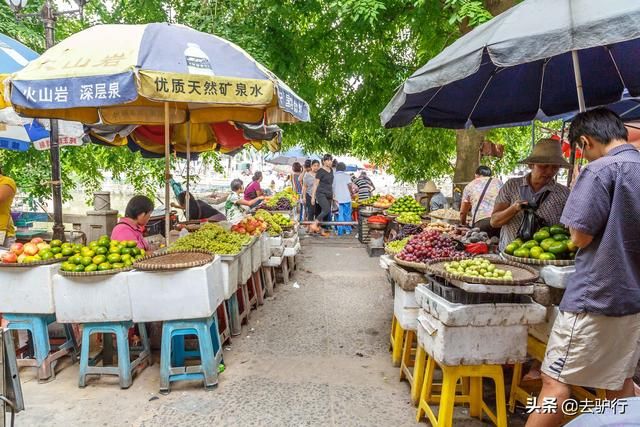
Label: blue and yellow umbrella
xmin=8 ymin=23 xmax=310 ymax=126
xmin=7 ymin=23 xmax=310 ymax=240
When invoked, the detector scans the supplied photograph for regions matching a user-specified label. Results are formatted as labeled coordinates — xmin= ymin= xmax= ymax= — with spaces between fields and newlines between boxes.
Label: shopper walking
xmin=311 ymin=154 xmax=334 ymax=236
xmin=290 ymin=162 xmax=304 ymax=221
xmin=332 ymin=162 xmax=353 ymax=236
xmin=301 ymin=159 xmax=320 ymax=222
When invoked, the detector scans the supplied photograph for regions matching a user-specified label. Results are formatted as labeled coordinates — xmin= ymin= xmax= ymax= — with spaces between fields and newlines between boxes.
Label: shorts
xmin=541 ymin=311 xmax=640 ymax=391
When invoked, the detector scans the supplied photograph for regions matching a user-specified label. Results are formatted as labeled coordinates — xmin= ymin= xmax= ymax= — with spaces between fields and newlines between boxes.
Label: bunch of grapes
xmin=393 ymin=224 xmax=422 ymax=241
xmin=397 ymin=229 xmax=464 ymax=263
xmin=385 ymin=237 xmax=409 ymax=255
xmin=255 ymin=209 xmax=283 ymax=236
xmin=264 ymin=197 xmax=293 ymax=211
xmin=170 ymin=223 xmax=250 ymax=255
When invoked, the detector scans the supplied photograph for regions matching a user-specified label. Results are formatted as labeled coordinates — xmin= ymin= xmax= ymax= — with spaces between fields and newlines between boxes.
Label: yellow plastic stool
xmin=509 ymin=335 xmax=607 ymax=414
xmin=417 ymin=357 xmax=508 ymax=427
xmin=389 ymin=315 xmax=405 ymax=367
xmin=400 ymin=329 xmax=427 ymax=405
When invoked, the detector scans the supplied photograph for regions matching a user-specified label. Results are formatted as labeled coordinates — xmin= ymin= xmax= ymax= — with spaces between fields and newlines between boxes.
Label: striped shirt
xmin=354 ymin=177 xmax=374 ymax=200
xmin=495 ymin=174 xmax=570 ymax=251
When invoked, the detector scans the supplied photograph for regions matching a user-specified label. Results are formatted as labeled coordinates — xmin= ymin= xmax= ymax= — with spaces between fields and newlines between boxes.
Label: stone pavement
xmin=12 ymin=236 xmax=515 ymax=426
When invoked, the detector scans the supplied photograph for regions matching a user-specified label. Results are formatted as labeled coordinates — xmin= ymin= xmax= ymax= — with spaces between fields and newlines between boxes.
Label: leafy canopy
xmin=0 ymin=0 xmax=537 ymax=205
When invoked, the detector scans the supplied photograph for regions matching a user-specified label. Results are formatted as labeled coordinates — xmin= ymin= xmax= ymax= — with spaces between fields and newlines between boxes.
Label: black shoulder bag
xmin=516 ymin=189 xmax=551 ymax=241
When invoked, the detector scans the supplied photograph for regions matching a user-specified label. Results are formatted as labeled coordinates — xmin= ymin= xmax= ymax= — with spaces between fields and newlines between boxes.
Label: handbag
xmin=516 ymin=190 xmax=551 ymax=241
xmin=471 ymin=178 xmax=492 ymax=227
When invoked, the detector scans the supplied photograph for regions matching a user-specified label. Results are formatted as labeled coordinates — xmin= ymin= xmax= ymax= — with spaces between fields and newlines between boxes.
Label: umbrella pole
xmin=571 ymin=50 xmax=587 ymax=113
xmin=568 ymin=50 xmax=586 ymax=185
xmin=164 ymin=102 xmax=171 ymax=247
xmin=185 ymin=121 xmax=191 ymax=221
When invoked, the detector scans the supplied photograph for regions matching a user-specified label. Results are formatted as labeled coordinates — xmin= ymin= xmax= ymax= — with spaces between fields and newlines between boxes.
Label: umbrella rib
xmin=606 ymin=46 xmax=627 ymax=91
xmin=415 ymin=86 xmax=445 ymax=119
xmin=538 ymin=59 xmax=549 ymax=114
xmin=466 ymin=67 xmax=499 ymax=126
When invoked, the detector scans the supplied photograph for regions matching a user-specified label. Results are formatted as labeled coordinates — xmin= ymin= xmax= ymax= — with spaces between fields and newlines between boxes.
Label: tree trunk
xmin=452 ymin=0 xmax=514 ymax=205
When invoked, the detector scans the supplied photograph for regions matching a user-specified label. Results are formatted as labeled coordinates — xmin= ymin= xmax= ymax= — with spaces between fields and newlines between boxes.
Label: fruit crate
xmin=0 ymin=263 xmax=59 ymax=314
xmin=219 ymin=254 xmax=240 ymax=299
xmin=239 ymin=245 xmax=252 ymax=285
xmin=423 ymin=275 xmax=530 ymax=305
xmin=128 ymin=258 xmax=223 ymax=322
xmin=53 ymin=272 xmax=132 ymax=323
xmin=417 ymin=310 xmax=530 ymax=365
xmin=415 ymin=285 xmax=545 ymax=327
xmin=260 ymin=233 xmax=270 ymax=263
xmin=357 ymin=211 xmax=370 ymax=244
xmin=251 ymin=237 xmax=262 ymax=272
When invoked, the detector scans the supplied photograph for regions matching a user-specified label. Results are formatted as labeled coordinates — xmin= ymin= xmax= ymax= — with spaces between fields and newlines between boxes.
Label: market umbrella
xmin=266 ymin=146 xmax=319 ymax=165
xmin=381 ymin=0 xmax=640 ymax=130
xmin=0 ymin=33 xmax=84 ymax=150
xmin=7 ymin=23 xmax=310 ymax=242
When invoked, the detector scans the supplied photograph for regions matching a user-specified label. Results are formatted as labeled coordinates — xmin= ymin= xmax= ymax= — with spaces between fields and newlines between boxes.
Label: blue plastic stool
xmin=4 ymin=313 xmax=77 ymax=381
xmin=160 ymin=315 xmax=223 ymax=394
xmin=78 ymin=322 xmax=151 ymax=389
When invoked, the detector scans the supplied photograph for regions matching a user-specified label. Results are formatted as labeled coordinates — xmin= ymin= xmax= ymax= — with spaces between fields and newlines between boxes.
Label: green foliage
xmin=444 ymin=0 xmax=494 ymax=27
xmin=0 ymin=0 xmax=529 ymax=205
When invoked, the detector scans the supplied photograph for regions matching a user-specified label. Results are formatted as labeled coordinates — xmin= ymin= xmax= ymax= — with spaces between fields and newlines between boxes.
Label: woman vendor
xmin=0 ymin=167 xmax=16 ymax=247
xmin=173 ymin=192 xmax=226 ymax=222
xmin=111 ymin=195 xmax=154 ymax=251
xmin=490 ymin=138 xmax=571 ymax=251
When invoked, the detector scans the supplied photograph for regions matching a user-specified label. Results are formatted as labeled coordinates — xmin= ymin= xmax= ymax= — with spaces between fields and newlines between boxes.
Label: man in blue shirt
xmin=528 ymin=108 xmax=640 ymax=426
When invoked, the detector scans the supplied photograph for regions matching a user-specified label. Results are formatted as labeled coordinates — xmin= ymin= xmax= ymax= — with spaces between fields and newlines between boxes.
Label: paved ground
xmin=12 ymin=236 xmax=523 ymax=426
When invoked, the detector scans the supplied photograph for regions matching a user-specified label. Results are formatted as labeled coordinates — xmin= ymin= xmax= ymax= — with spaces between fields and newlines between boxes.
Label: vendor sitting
xmin=173 ymin=191 xmax=226 ymax=222
xmin=111 ymin=195 xmax=154 ymax=251
xmin=225 ymin=179 xmax=264 ymax=223
xmin=490 ymin=138 xmax=570 ymax=251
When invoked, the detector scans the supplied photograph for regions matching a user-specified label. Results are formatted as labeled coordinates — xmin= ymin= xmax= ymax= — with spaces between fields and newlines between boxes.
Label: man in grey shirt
xmin=528 ymin=109 xmax=640 ymax=426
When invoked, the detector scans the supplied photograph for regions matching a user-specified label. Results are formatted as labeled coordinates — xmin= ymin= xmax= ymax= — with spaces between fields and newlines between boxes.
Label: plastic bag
xmin=516 ymin=207 xmax=544 ymax=241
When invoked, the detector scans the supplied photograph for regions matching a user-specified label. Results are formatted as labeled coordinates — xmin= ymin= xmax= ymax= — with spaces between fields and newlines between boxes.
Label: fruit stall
xmin=372 ymin=204 xmax=590 ymax=424
xmin=0 ymin=193 xmax=301 ymax=391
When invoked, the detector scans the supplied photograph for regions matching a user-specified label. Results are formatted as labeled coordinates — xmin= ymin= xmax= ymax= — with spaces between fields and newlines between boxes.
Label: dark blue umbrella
xmin=381 ymin=0 xmax=640 ymax=130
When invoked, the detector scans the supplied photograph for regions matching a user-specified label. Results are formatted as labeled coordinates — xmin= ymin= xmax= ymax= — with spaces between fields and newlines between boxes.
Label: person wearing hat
xmin=490 ymin=138 xmax=570 ymax=251
xmin=419 ymin=181 xmax=447 ymax=212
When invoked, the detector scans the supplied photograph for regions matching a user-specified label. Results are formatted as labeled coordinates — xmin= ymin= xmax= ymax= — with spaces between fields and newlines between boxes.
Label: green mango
xmin=540 ymin=238 xmax=557 ymax=251
xmin=539 ymin=252 xmax=557 ymax=261
xmin=533 ymin=230 xmax=550 ymax=242
xmin=505 ymin=243 xmax=518 ymax=255
xmin=548 ymin=241 xmax=568 ymax=255
xmin=550 ymin=224 xmax=567 ymax=236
